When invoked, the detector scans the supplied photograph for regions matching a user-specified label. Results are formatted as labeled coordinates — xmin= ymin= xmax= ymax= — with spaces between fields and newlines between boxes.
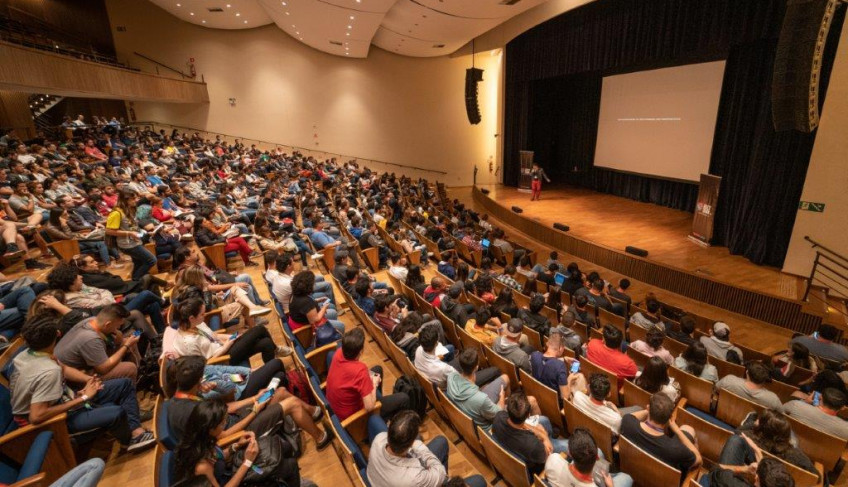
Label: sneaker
xmin=107 ymin=261 xmax=126 ymax=269
xmin=311 ymin=405 xmax=324 ymax=421
xmin=180 ymin=233 xmax=193 ymax=240
xmin=276 ymin=345 xmax=294 ymax=357
xmin=301 ymin=479 xmax=318 ymax=487
xmin=245 ymin=261 xmax=260 ymax=267
xmin=126 ymin=430 xmax=156 ymax=452
xmin=3 ymin=243 xmax=20 ymax=256
xmin=310 ymin=253 xmax=323 ymax=260
xmin=315 ymin=430 xmax=334 ymax=451
xmin=249 ymin=307 xmax=272 ymax=317
xmin=253 ymin=316 xmax=269 ymax=327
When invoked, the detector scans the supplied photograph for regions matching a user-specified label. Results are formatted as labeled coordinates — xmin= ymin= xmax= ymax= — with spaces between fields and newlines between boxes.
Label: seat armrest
xmin=208 ymin=355 xmax=231 ymax=365
xmin=9 ymin=472 xmax=46 ymax=487
xmin=217 ymin=432 xmax=243 ymax=447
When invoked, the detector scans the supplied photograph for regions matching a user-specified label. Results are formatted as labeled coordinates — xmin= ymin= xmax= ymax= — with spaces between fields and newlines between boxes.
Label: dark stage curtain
xmin=504 ymin=0 xmax=844 ymax=266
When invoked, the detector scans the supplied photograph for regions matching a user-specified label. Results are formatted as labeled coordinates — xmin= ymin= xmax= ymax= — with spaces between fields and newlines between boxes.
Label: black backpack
xmin=136 ymin=334 xmax=163 ymax=396
xmin=392 ymin=375 xmax=428 ymax=419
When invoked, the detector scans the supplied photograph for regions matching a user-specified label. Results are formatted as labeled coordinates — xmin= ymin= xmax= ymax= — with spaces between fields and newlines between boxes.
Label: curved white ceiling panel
xmin=147 ymin=0 xmax=552 ymax=57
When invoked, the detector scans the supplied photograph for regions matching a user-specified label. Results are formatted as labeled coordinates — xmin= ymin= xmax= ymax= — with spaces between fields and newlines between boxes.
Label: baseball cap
xmin=713 ymin=322 xmax=730 ymax=338
xmin=505 ymin=318 xmax=524 ymax=338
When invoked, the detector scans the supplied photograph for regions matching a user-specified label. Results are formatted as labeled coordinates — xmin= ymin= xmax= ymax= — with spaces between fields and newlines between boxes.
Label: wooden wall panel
xmin=0 ymin=41 xmax=208 ymax=104
xmin=472 ymin=186 xmax=825 ymax=337
xmin=0 ymin=90 xmax=35 ymax=138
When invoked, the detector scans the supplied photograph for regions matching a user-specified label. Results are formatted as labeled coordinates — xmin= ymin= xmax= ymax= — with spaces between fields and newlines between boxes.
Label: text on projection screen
xmin=594 ymin=60 xmax=726 ymax=182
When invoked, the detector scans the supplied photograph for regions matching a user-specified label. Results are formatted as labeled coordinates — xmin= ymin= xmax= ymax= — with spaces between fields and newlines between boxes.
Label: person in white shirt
xmin=388 ymin=252 xmax=409 ymax=283
xmin=570 ymin=373 xmax=630 ymax=435
xmin=545 ymin=428 xmax=633 ymax=487
xmin=414 ymin=326 xmax=455 ymax=389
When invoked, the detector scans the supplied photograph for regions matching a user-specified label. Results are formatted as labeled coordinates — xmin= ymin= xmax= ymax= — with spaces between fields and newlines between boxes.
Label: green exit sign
xmin=799 ymin=201 xmax=826 ymax=212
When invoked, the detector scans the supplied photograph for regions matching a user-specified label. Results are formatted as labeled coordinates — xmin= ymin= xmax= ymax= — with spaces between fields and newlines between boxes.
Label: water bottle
xmin=267 ymin=377 xmax=281 ymax=391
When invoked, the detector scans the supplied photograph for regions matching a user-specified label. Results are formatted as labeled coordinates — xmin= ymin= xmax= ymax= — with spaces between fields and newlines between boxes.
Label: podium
xmin=688 ymin=174 xmax=721 ymax=247
xmin=518 ymin=151 xmax=534 ymax=193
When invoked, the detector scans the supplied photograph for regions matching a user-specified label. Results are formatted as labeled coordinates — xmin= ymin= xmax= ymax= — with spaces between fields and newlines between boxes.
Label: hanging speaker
xmin=511 ymin=206 xmax=523 ymax=213
xmin=772 ymin=0 xmax=838 ymax=133
xmin=465 ymin=68 xmax=484 ymax=125
xmin=553 ymin=223 xmax=570 ymax=232
xmin=480 ymin=188 xmax=490 ymax=195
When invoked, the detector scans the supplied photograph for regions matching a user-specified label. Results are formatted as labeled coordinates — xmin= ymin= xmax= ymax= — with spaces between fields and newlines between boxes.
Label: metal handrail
xmin=131 ymin=120 xmax=448 ymax=176
xmin=132 ymin=52 xmax=192 ymax=79
xmin=805 ymin=236 xmax=848 ymax=268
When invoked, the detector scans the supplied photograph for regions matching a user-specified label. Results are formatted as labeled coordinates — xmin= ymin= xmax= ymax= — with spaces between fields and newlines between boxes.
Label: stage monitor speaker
xmin=625 ymin=246 xmax=649 ymax=258
xmin=480 ymin=188 xmax=490 ymax=195
xmin=772 ymin=0 xmax=838 ymax=133
xmin=553 ymin=223 xmax=570 ymax=232
xmin=511 ymin=206 xmax=523 ymax=213
xmin=465 ymin=68 xmax=484 ymax=125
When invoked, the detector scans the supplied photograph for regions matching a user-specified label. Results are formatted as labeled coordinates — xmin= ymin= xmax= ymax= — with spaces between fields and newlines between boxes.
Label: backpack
xmin=392 ymin=375 xmax=428 ymax=419
xmin=285 ymin=369 xmax=314 ymax=406
xmin=136 ymin=334 xmax=163 ymax=396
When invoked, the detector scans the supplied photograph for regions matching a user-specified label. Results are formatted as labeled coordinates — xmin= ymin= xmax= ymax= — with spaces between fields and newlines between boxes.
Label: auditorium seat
xmin=518 ymin=369 xmax=565 ymax=434
xmin=477 ymin=426 xmax=531 ymax=487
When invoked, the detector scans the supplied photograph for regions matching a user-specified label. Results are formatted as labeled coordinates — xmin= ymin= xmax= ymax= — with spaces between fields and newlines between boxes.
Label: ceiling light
xmin=282 ymin=1 xmax=287 ymax=4
xmin=350 ymin=15 xmax=354 ymax=20
xmin=346 ymin=53 xmax=349 ymax=55
xmin=190 ymin=12 xmax=194 ymax=15
xmin=295 ymin=31 xmax=299 ymax=34
xmin=226 ymin=4 xmax=231 ymax=7
xmin=176 ymin=3 xmax=181 ymax=6
xmin=285 ymin=11 xmax=289 ymax=15
xmin=202 ymin=20 xmax=206 ymax=23
xmin=345 ymin=32 xmax=350 ymax=36
xmin=235 ymin=12 xmax=241 ymax=16
xmin=244 ymin=20 xmax=248 ymax=23
xmin=347 ymin=25 xmax=352 ymax=29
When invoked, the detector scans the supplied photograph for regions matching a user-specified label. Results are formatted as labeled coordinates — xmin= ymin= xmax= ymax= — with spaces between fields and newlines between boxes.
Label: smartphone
xmin=257 ymin=389 xmax=273 ymax=404
xmin=812 ymin=391 xmax=822 ymax=407
xmin=230 ymin=332 xmax=239 ymax=340
xmin=570 ymin=361 xmax=581 ymax=374
xmin=132 ymin=330 xmax=142 ymax=337
xmin=228 ymin=374 xmax=245 ymax=383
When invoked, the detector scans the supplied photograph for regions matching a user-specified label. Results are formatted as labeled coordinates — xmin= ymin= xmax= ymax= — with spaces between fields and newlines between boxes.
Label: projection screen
xmin=594 ymin=61 xmax=726 ymax=182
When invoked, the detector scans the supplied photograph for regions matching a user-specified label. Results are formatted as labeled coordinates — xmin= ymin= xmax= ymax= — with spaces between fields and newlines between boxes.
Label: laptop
xmin=481 ymin=239 xmax=491 ymax=249
xmin=554 ymin=272 xmax=567 ymax=286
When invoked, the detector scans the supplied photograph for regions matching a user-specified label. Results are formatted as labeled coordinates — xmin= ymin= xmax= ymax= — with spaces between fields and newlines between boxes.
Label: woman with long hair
xmin=173 ymin=400 xmax=263 ymax=487
xmin=718 ymin=409 xmax=817 ymax=476
xmin=475 ymin=274 xmax=496 ymax=304
xmin=772 ymin=341 xmax=818 ymax=383
xmin=634 ymin=356 xmax=680 ymax=402
xmin=173 ymin=265 xmax=270 ymax=328
xmin=27 ymin=290 xmax=91 ymax=336
xmin=492 ymin=287 xmax=519 ymax=319
xmin=673 ymin=341 xmax=719 ymax=382
xmin=405 ymin=264 xmax=427 ymax=296
xmin=546 ymin=285 xmax=564 ymax=322
xmin=194 ymin=215 xmax=257 ymax=267
xmin=172 ymin=297 xmax=288 ymax=364
xmin=630 ymin=326 xmax=674 ymax=365
xmin=105 ymin=188 xmax=157 ymax=280
xmin=45 ymin=207 xmax=116 ymax=268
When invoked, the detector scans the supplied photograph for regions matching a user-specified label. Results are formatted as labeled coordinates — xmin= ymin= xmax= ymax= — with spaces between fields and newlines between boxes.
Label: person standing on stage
xmin=530 ymin=163 xmax=551 ymax=201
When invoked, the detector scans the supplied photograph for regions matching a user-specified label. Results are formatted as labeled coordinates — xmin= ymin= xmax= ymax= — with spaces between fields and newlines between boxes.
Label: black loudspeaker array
xmin=625 ymin=246 xmax=649 ymax=258
xmin=772 ymin=0 xmax=838 ymax=133
xmin=553 ymin=223 xmax=570 ymax=232
xmin=511 ymin=206 xmax=523 ymax=213
xmin=480 ymin=188 xmax=490 ymax=195
xmin=465 ymin=68 xmax=484 ymax=125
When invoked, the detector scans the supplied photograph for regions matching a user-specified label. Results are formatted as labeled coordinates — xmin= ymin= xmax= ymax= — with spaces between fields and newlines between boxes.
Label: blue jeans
xmin=373 ymin=281 xmax=388 ymax=290
xmin=50 ymin=458 xmax=105 ymax=487
xmin=537 ymin=416 xmax=569 ymax=455
xmin=124 ymin=290 xmax=165 ymax=332
xmin=0 ymin=286 xmax=36 ymax=337
xmin=313 ymin=278 xmax=336 ymax=305
xmin=426 ymin=436 xmax=449 ymax=471
xmin=121 ymin=245 xmax=156 ymax=281
xmin=66 ymin=378 xmax=140 ymax=445
xmin=79 ymin=240 xmax=111 ymax=265
xmin=235 ymin=274 xmax=267 ymax=305
xmin=202 ymin=364 xmax=251 ymax=400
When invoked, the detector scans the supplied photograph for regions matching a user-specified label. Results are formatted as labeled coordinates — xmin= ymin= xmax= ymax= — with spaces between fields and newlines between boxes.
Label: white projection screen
xmin=594 ymin=61 xmax=726 ymax=182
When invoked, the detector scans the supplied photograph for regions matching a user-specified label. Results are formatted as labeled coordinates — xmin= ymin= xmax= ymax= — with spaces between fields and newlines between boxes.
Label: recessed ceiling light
xmin=346 ymin=52 xmax=349 ymax=55
xmin=350 ymin=15 xmax=354 ymax=20
xmin=285 ymin=11 xmax=289 ymax=15
xmin=236 ymin=12 xmax=241 ymax=16
xmin=226 ymin=4 xmax=231 ymax=7
xmin=292 ymin=24 xmax=295 ymax=27
xmin=190 ymin=12 xmax=194 ymax=15
xmin=347 ymin=25 xmax=352 ymax=29
xmin=176 ymin=3 xmax=181 ymax=6
xmin=244 ymin=20 xmax=248 ymax=23
xmin=345 ymin=32 xmax=350 ymax=36
xmin=295 ymin=31 xmax=299 ymax=34
xmin=202 ymin=20 xmax=206 ymax=23
xmin=282 ymin=1 xmax=287 ymax=4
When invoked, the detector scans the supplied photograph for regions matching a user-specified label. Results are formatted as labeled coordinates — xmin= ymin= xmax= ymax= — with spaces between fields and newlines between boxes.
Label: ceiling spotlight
xmin=202 ymin=20 xmax=206 ymax=23
xmin=295 ymin=31 xmax=299 ymax=34
xmin=285 ymin=11 xmax=289 ymax=15
xmin=346 ymin=52 xmax=349 ymax=55
xmin=190 ymin=12 xmax=194 ymax=15
xmin=347 ymin=25 xmax=352 ymax=29
xmin=176 ymin=3 xmax=181 ymax=6
xmin=350 ymin=15 xmax=354 ymax=20
xmin=282 ymin=1 xmax=287 ymax=4
xmin=345 ymin=32 xmax=350 ymax=36
xmin=226 ymin=4 xmax=231 ymax=7
xmin=236 ymin=12 xmax=241 ymax=16
xmin=244 ymin=20 xmax=248 ymax=23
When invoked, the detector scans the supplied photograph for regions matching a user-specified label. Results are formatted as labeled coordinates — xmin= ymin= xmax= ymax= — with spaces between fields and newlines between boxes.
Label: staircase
xmin=27 ymin=94 xmax=64 ymax=135
xmin=801 ymin=236 xmax=848 ymax=330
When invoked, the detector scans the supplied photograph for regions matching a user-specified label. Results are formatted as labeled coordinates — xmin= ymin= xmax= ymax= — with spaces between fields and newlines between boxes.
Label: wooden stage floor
xmin=472 ymin=184 xmax=805 ymax=301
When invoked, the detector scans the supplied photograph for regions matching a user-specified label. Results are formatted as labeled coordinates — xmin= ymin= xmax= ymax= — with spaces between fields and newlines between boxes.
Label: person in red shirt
xmin=326 ymin=328 xmax=410 ymax=422
xmin=586 ymin=324 xmax=637 ymax=389
xmin=422 ymin=277 xmax=447 ymax=309
xmin=83 ymin=139 xmax=107 ymax=161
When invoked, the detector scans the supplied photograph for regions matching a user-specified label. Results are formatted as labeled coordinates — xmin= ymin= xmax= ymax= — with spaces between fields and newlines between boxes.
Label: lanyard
xmin=568 ymin=464 xmax=593 ymax=483
xmin=174 ymin=391 xmax=203 ymax=401
xmin=644 ymin=420 xmax=666 ymax=434
xmin=26 ymin=349 xmax=51 ymax=358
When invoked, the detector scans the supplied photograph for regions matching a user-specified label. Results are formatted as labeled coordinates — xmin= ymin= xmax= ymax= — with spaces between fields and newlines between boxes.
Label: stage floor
xmin=466 ymin=184 xmax=804 ymax=301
